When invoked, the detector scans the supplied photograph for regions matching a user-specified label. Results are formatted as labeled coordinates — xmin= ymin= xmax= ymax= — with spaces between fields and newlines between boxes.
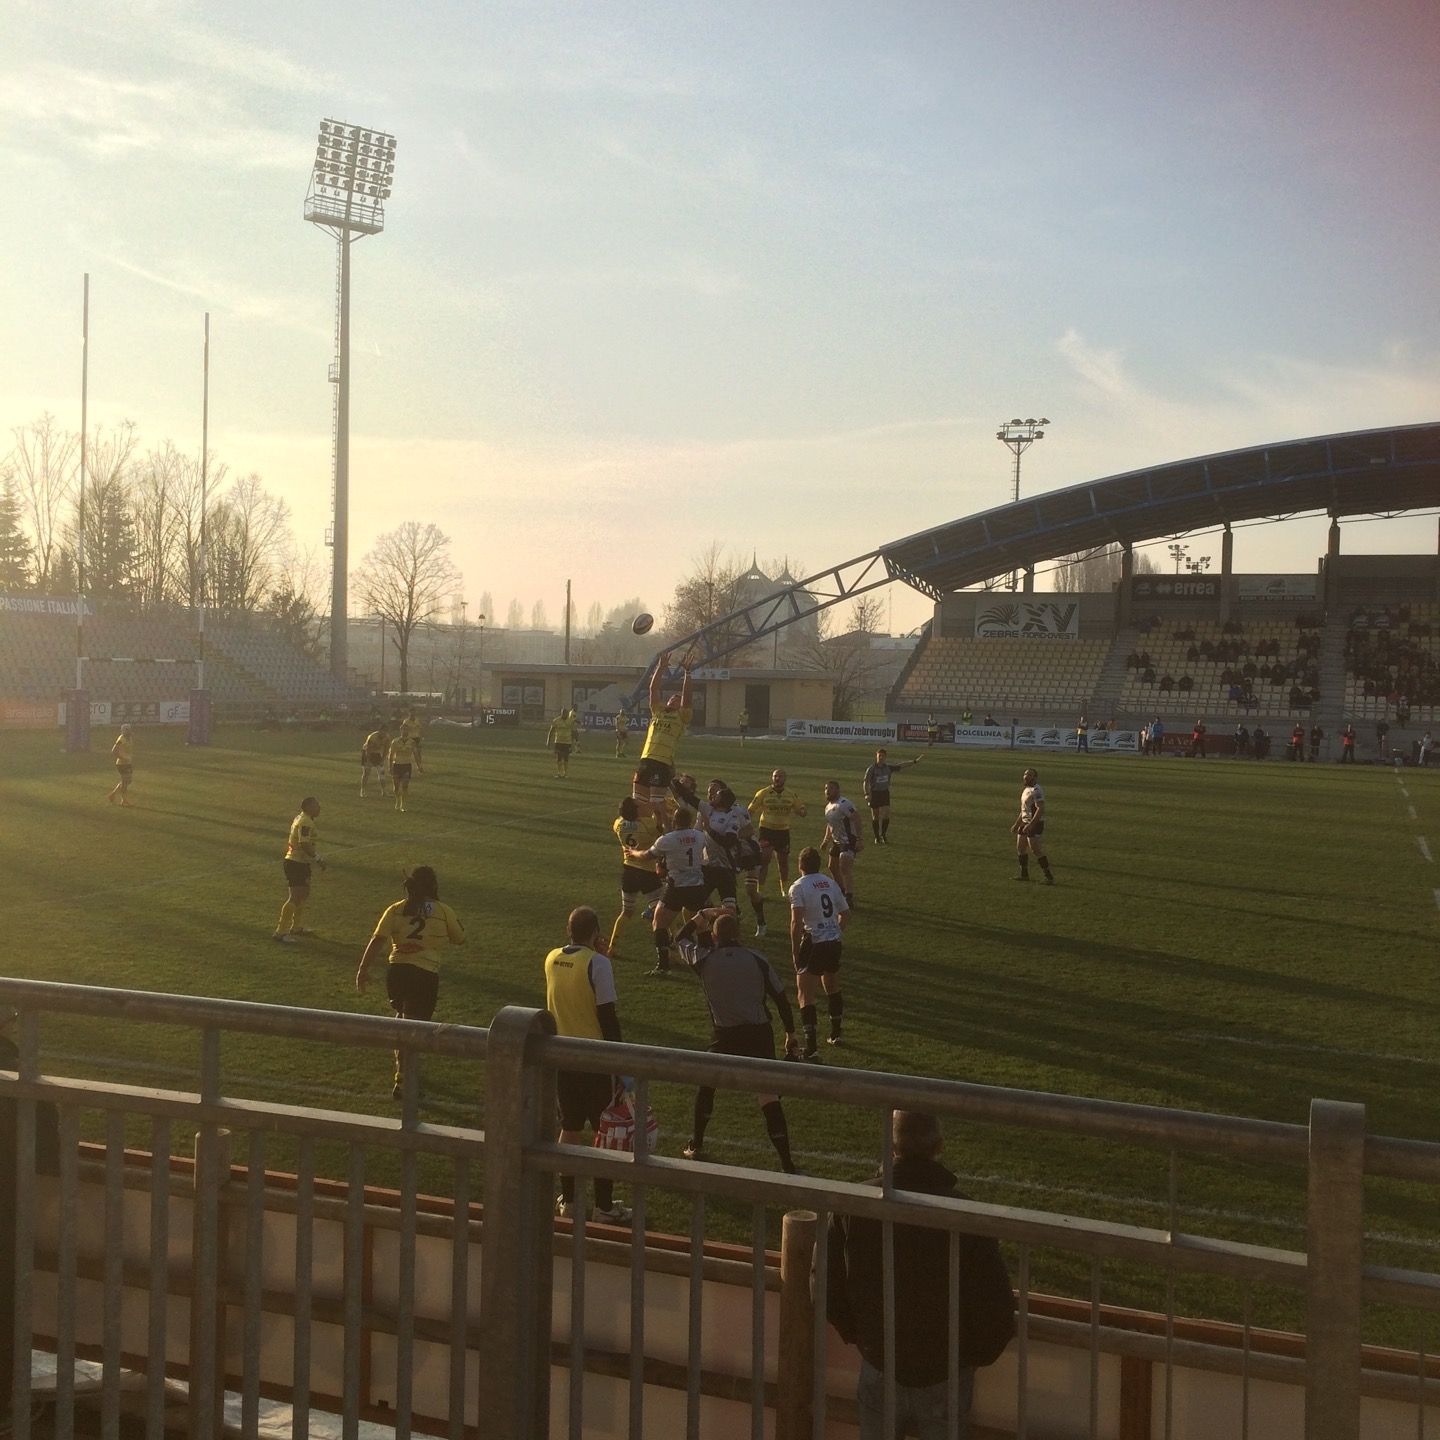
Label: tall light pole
xmin=305 ymin=118 xmax=397 ymax=683
xmin=996 ymin=417 xmax=1050 ymax=590
xmin=1168 ymin=543 xmax=1189 ymax=574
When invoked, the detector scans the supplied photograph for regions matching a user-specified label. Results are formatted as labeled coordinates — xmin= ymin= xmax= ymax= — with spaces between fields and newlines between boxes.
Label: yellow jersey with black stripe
xmin=388 ymin=735 xmax=416 ymax=767
xmin=641 ymin=707 xmax=691 ymax=765
xmin=113 ymin=734 xmax=133 ymax=767
xmin=363 ymin=730 xmax=388 ymax=757
xmin=285 ymin=812 xmax=318 ymax=861
xmin=751 ymin=785 xmax=806 ymax=830
xmin=548 ymin=714 xmax=578 ymax=745
xmin=614 ymin=814 xmax=661 ymax=871
xmin=370 ymin=900 xmax=466 ymax=974
xmin=545 ymin=944 xmax=617 ymax=1042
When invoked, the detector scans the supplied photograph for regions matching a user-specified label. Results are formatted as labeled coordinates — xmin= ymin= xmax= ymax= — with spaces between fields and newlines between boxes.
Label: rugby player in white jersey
xmin=629 ymin=807 xmax=710 ymax=976
xmin=1013 ymin=767 xmax=1055 ymax=884
xmin=788 ymin=846 xmax=850 ymax=1058
xmin=820 ymin=779 xmax=863 ymax=906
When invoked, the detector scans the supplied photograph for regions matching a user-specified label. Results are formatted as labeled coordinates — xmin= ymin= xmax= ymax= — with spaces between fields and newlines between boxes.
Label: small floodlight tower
xmin=996 ymin=417 xmax=1050 ymax=591
xmin=305 ymin=119 xmax=397 ymax=682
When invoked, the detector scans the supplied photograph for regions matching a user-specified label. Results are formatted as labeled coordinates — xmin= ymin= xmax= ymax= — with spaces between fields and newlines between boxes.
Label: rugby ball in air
xmin=632 ymin=612 xmax=655 ymax=636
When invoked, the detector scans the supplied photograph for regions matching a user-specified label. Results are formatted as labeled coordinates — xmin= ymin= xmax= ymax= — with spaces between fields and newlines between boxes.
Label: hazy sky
xmin=4 ymin=0 xmax=1438 ymax=633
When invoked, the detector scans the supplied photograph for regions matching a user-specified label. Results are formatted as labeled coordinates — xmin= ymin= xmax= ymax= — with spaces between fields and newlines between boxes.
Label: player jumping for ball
xmin=633 ymin=651 xmax=693 ymax=828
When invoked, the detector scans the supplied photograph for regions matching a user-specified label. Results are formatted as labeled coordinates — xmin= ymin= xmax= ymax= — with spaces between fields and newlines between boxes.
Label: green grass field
xmin=3 ymin=723 xmax=1437 ymax=1338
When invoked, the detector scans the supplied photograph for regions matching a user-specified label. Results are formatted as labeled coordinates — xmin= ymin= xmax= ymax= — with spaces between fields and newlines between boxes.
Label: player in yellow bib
xmin=633 ymin=650 xmax=693 ymax=825
xmin=107 ymin=725 xmax=135 ymax=806
xmin=387 ymin=733 xmax=417 ymax=811
xmin=547 ymin=709 xmax=579 ymax=777
xmin=751 ymin=768 xmax=808 ymax=896
xmin=274 ymin=797 xmax=326 ymax=943
xmin=356 ymin=865 xmax=466 ymax=1097
xmin=614 ymin=711 xmax=630 ymax=758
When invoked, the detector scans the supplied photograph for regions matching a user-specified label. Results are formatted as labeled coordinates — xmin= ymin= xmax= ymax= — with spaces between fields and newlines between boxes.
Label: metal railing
xmin=4 ymin=979 xmax=1440 ymax=1440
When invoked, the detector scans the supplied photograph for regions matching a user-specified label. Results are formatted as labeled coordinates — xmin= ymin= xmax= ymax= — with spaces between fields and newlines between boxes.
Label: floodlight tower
xmin=996 ymin=416 xmax=1050 ymax=590
xmin=305 ymin=118 xmax=397 ymax=682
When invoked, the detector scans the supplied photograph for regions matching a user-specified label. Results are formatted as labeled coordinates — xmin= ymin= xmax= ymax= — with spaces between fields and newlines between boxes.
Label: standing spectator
xmin=1189 ymin=720 xmax=1207 ymax=758
xmin=1421 ymin=731 xmax=1435 ymax=767
xmin=1376 ymin=718 xmax=1390 ymax=760
xmin=1308 ymin=724 xmax=1324 ymax=763
xmin=1149 ymin=716 xmax=1165 ymax=756
xmin=1288 ymin=722 xmax=1305 ymax=761
xmin=543 ymin=907 xmax=632 ymax=1225
xmin=926 ymin=714 xmax=941 ymax=746
xmin=1340 ymin=724 xmax=1357 ymax=764
xmin=675 ymin=908 xmax=800 ymax=1172
xmin=1075 ymin=716 xmax=1089 ymax=753
xmin=1397 ymin=695 xmax=1411 ymax=727
xmin=1252 ymin=725 xmax=1270 ymax=760
xmin=825 ymin=1112 xmax=1015 ymax=1440
xmin=1234 ymin=724 xmax=1250 ymax=758
xmin=1138 ymin=719 xmax=1150 ymax=756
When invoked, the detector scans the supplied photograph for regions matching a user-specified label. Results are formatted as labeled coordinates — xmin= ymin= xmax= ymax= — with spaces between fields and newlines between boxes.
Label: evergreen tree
xmin=0 ymin=482 xmax=33 ymax=589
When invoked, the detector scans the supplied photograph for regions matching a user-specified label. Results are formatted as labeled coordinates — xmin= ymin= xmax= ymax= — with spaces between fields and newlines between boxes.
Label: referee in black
xmin=676 ymin=909 xmax=800 ymax=1173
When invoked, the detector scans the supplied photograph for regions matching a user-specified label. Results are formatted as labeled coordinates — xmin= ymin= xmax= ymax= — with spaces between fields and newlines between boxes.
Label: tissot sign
xmin=1132 ymin=577 xmax=1219 ymax=602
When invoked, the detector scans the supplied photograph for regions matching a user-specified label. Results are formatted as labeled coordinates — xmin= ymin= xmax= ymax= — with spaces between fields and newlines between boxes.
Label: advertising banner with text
xmin=1132 ymin=576 xmax=1219 ymax=604
xmin=786 ymin=719 xmax=898 ymax=743
xmin=0 ymin=595 xmax=94 ymax=616
xmin=951 ymin=726 xmax=1012 ymax=748
xmin=1237 ymin=574 xmax=1318 ymax=602
xmin=973 ymin=600 xmax=1080 ymax=639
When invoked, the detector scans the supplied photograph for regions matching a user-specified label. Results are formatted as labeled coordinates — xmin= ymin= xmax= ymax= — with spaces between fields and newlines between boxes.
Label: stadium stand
xmin=894 ymin=635 xmax=1110 ymax=716
xmin=0 ymin=606 xmax=359 ymax=711
xmin=1115 ymin=617 xmax=1324 ymax=722
xmin=1343 ymin=602 xmax=1439 ymax=726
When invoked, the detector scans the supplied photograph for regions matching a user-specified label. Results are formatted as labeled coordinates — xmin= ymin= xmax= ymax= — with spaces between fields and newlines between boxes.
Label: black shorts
xmin=556 ymin=1070 xmax=615 ymax=1132
xmin=386 ymin=962 xmax=439 ymax=1022
xmin=621 ymin=866 xmax=664 ymax=897
xmin=661 ymin=880 xmax=710 ymax=913
xmin=703 ymin=864 xmax=737 ymax=903
xmin=1025 ymin=821 xmax=1045 ymax=838
xmin=867 ymin=791 xmax=890 ymax=810
xmin=709 ymin=1023 xmax=775 ymax=1061
xmin=758 ymin=827 xmax=791 ymax=857
xmin=554 ymin=743 xmax=572 ymax=759
xmin=283 ymin=859 xmax=312 ymax=887
xmin=634 ymin=756 xmax=675 ymax=789
xmin=363 ymin=751 xmax=383 ymax=767
xmin=795 ymin=935 xmax=843 ymax=976
xmin=391 ymin=763 xmax=413 ymax=782
xmin=827 ymin=842 xmax=856 ymax=863
xmin=116 ymin=764 xmax=133 ymax=779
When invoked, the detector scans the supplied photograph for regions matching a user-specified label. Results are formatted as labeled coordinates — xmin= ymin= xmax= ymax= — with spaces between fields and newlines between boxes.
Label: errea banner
xmin=785 ymin=719 xmax=898 ymax=742
xmin=973 ymin=600 xmax=1079 ymax=639
xmin=1132 ymin=576 xmax=1219 ymax=603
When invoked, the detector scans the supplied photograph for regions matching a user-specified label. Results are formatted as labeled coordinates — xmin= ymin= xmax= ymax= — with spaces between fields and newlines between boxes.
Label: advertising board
xmin=896 ymin=721 xmax=956 ymax=743
xmin=1131 ymin=577 xmax=1219 ymax=603
xmin=1237 ymin=575 xmax=1318 ymax=602
xmin=973 ymin=600 xmax=1079 ymax=639
xmin=785 ymin=719 xmax=898 ymax=743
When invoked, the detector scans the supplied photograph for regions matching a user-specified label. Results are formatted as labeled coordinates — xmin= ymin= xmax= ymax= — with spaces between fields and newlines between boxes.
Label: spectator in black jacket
xmin=825 ymin=1111 xmax=1014 ymax=1439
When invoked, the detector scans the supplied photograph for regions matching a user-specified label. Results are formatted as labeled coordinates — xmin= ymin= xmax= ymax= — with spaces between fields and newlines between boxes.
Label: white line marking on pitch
xmin=1434 ymin=888 xmax=1440 ymax=913
xmin=1419 ymin=836 xmax=1434 ymax=863
xmin=1186 ymin=1031 xmax=1440 ymax=1067
xmin=1409 ymin=805 xmax=1418 ymax=821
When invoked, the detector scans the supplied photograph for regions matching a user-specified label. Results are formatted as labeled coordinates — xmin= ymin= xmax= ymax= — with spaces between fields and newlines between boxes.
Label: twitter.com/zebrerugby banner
xmin=784 ymin=718 xmax=1140 ymax=754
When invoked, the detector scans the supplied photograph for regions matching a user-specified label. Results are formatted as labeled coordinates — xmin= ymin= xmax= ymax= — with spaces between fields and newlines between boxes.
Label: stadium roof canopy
xmin=638 ymin=421 xmax=1440 ymax=681
xmin=883 ymin=420 xmax=1440 ymax=599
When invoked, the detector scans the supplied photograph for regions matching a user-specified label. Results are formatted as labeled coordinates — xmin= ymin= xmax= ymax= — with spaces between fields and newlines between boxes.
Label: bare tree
xmin=795 ymin=609 xmax=886 ymax=721
xmin=208 ymin=473 xmax=290 ymax=616
xmin=8 ymin=414 xmax=77 ymax=591
xmin=1052 ymin=545 xmax=1158 ymax=593
xmin=848 ymin=593 xmax=886 ymax=635
xmin=353 ymin=522 xmax=462 ymax=692
xmin=265 ymin=545 xmax=327 ymax=657
xmin=130 ymin=441 xmax=187 ymax=611
xmin=64 ymin=422 xmax=141 ymax=604
xmin=584 ymin=600 xmax=604 ymax=635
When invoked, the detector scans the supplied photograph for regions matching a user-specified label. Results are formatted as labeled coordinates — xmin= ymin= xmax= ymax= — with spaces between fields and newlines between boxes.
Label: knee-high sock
xmin=288 ymin=898 xmax=307 ymax=931
xmin=609 ymin=911 xmax=629 ymax=955
xmin=762 ymin=1100 xmax=794 ymax=1171
xmin=653 ymin=927 xmax=672 ymax=969
xmin=1038 ymin=855 xmax=1053 ymax=878
xmin=1018 ymin=852 xmax=1030 ymax=878
xmin=276 ymin=899 xmax=295 ymax=932
xmin=880 ymin=816 xmax=890 ymax=837
xmin=800 ymin=1004 xmax=818 ymax=1051
xmin=827 ymin=990 xmax=844 ymax=1037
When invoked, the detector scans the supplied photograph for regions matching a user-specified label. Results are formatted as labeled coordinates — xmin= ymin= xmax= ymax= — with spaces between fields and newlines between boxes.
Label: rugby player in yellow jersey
xmin=355 ymin=865 xmax=466 ymax=1098
xmin=633 ymin=650 xmax=693 ymax=825
xmin=274 ymin=797 xmax=326 ymax=943
xmin=546 ymin=708 xmax=578 ymax=777
xmin=751 ymin=768 xmax=808 ymax=904
xmin=107 ymin=724 xmax=135 ymax=806
xmin=387 ymin=733 xmax=417 ymax=812
xmin=608 ymin=796 xmax=662 ymax=956
xmin=614 ymin=710 xmax=630 ymax=758
xmin=400 ymin=711 xmax=425 ymax=773
xmin=544 ymin=907 xmax=632 ymax=1224
xmin=360 ymin=725 xmax=390 ymax=798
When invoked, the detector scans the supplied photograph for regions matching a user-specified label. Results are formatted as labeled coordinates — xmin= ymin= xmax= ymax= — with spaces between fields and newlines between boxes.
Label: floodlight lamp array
xmin=312 ymin=119 xmax=397 ymax=200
